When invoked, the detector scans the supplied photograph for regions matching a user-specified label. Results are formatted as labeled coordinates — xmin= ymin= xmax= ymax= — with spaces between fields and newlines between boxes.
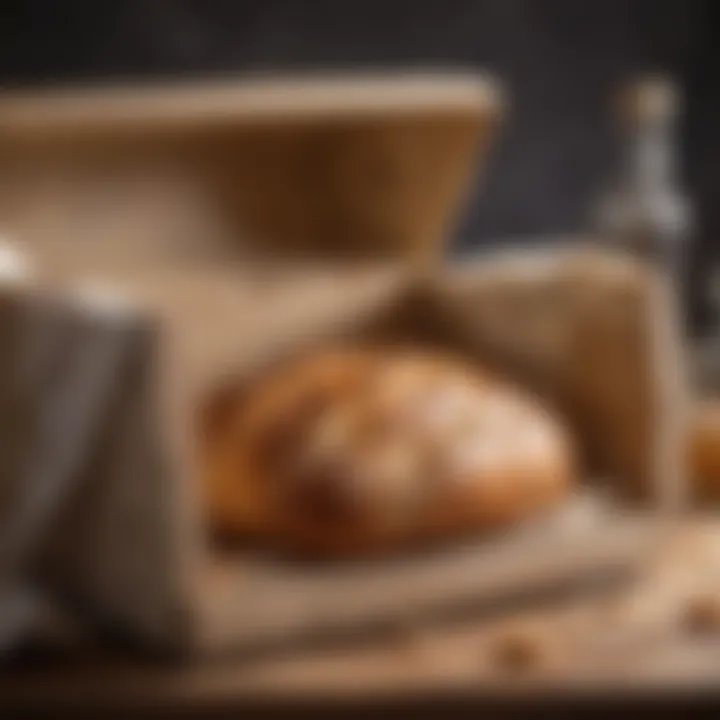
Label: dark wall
xmin=0 ymin=0 xmax=714 ymax=320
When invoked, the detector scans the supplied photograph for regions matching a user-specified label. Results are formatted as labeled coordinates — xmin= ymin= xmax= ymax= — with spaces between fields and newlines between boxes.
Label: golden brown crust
xmin=200 ymin=347 xmax=574 ymax=558
xmin=688 ymin=400 xmax=720 ymax=501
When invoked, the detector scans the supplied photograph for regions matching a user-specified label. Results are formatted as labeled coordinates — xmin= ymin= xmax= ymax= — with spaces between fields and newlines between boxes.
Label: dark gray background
xmin=0 ymin=0 xmax=715 ymax=327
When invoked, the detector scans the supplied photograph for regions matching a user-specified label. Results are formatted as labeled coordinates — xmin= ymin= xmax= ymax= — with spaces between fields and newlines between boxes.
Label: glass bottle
xmin=594 ymin=75 xmax=692 ymax=294
xmin=592 ymin=75 xmax=691 ymax=511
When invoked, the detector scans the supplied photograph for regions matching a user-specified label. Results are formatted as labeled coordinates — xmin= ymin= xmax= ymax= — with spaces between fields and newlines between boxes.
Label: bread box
xmin=0 ymin=73 xmax=688 ymax=656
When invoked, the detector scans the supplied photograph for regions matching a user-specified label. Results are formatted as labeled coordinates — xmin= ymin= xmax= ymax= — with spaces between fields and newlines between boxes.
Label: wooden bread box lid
xmin=0 ymin=72 xmax=503 ymax=270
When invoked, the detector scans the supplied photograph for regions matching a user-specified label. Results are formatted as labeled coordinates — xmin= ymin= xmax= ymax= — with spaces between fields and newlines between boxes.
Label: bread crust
xmin=200 ymin=348 xmax=574 ymax=558
xmin=688 ymin=400 xmax=720 ymax=500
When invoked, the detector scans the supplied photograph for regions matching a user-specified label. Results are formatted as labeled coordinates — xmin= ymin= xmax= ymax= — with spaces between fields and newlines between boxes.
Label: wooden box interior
xmin=0 ymin=75 xmax=684 ymax=655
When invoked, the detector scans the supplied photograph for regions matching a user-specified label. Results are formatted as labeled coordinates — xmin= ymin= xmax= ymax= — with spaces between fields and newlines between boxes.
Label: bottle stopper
xmin=616 ymin=74 xmax=680 ymax=124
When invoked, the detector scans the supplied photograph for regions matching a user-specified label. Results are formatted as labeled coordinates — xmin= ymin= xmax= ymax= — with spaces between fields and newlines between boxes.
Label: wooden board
xmin=3 ymin=517 xmax=720 ymax=714
xmin=196 ymin=497 xmax=659 ymax=654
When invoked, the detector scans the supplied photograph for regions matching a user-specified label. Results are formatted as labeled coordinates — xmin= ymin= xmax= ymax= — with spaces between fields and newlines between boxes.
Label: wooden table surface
xmin=4 ymin=518 xmax=720 ymax=715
